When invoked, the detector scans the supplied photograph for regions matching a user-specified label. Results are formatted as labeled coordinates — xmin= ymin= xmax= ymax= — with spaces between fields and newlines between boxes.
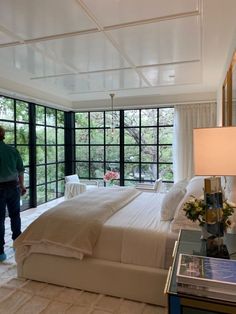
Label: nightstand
xmin=165 ymin=229 xmax=236 ymax=314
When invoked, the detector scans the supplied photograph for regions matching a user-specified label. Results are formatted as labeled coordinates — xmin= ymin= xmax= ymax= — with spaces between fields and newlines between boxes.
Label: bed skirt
xmin=17 ymin=254 xmax=168 ymax=306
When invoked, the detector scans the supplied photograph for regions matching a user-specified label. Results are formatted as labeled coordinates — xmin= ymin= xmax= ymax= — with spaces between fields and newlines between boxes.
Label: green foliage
xmin=183 ymin=196 xmax=235 ymax=229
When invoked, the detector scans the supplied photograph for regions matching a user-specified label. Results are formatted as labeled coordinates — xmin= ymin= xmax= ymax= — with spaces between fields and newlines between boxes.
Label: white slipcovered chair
xmin=135 ymin=178 xmax=162 ymax=193
xmin=64 ymin=174 xmax=98 ymax=199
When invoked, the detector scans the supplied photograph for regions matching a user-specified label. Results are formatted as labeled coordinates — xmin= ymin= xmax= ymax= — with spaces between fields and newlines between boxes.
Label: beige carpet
xmin=0 ymin=200 xmax=167 ymax=314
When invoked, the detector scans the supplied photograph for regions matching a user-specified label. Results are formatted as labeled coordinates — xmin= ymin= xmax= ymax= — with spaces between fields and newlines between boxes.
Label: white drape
xmin=173 ymin=102 xmax=217 ymax=182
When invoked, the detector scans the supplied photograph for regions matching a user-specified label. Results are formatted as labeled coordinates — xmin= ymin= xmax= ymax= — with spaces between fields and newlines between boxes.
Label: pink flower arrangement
xmin=103 ymin=171 xmax=119 ymax=183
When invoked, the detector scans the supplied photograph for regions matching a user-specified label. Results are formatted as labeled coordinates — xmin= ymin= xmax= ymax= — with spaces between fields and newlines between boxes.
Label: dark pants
xmin=0 ymin=186 xmax=21 ymax=253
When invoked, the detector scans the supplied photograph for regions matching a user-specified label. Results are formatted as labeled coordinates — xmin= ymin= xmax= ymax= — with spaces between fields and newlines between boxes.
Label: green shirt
xmin=0 ymin=140 xmax=25 ymax=183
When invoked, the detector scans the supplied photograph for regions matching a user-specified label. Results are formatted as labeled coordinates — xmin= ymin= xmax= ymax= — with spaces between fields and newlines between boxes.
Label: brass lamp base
xmin=204 ymin=177 xmax=229 ymax=258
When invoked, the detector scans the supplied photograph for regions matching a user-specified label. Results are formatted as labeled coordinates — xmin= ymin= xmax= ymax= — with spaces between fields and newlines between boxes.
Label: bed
xmin=14 ymin=181 xmax=196 ymax=306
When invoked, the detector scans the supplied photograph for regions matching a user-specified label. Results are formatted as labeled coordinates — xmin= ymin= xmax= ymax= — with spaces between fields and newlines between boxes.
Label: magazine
xmin=176 ymin=254 xmax=236 ymax=293
xmin=177 ymin=282 xmax=236 ymax=302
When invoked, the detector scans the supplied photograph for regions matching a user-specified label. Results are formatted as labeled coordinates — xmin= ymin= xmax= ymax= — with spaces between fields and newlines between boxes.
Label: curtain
xmin=173 ymin=102 xmax=217 ymax=182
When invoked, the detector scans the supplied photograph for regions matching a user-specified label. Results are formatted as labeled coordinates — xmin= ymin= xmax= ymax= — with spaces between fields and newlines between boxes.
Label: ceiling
xmin=0 ymin=0 xmax=235 ymax=110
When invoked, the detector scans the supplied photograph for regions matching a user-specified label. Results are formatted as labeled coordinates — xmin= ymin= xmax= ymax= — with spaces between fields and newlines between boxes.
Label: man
xmin=0 ymin=126 xmax=26 ymax=262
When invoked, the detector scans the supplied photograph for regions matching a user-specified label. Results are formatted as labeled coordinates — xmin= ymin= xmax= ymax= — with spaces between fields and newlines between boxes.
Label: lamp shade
xmin=193 ymin=127 xmax=236 ymax=176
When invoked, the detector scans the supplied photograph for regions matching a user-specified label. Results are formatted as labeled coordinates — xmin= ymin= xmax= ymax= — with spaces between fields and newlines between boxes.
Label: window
xmin=74 ymin=111 xmax=121 ymax=185
xmin=0 ymin=97 xmax=30 ymax=210
xmin=35 ymin=105 xmax=65 ymax=204
xmin=74 ymin=107 xmax=174 ymax=187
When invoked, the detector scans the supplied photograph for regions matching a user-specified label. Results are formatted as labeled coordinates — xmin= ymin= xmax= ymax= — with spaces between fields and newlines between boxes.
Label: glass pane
xmin=36 ymin=165 xmax=46 ymax=185
xmin=141 ymin=164 xmax=156 ymax=180
xmin=76 ymin=162 xmax=89 ymax=177
xmin=90 ymin=162 xmax=104 ymax=178
xmin=106 ymin=146 xmax=120 ymax=161
xmin=47 ymin=164 xmax=56 ymax=182
xmin=90 ymin=129 xmax=104 ymax=144
xmin=124 ymin=146 xmax=139 ymax=162
xmin=36 ymin=126 xmax=45 ymax=144
xmin=0 ymin=97 xmax=14 ymax=120
xmin=105 ymin=162 xmax=120 ymax=173
xmin=46 ymin=108 xmax=56 ymax=126
xmin=47 ymin=146 xmax=56 ymax=163
xmin=159 ymin=145 xmax=172 ymax=162
xmin=124 ymin=180 xmax=136 ymax=187
xmin=124 ymin=128 xmax=139 ymax=144
xmin=58 ymin=163 xmax=65 ymax=180
xmin=36 ymin=146 xmax=45 ymax=164
xmin=57 ymin=146 xmax=65 ymax=162
xmin=16 ymin=101 xmax=29 ymax=122
xmin=124 ymin=163 xmax=139 ymax=180
xmin=75 ymin=112 xmax=88 ymax=128
xmin=90 ymin=112 xmax=104 ymax=127
xmin=75 ymin=146 xmax=89 ymax=161
xmin=36 ymin=106 xmax=45 ymax=124
xmin=37 ymin=185 xmax=46 ymax=204
xmin=159 ymin=164 xmax=173 ymax=181
xmin=159 ymin=108 xmax=174 ymax=125
xmin=17 ymin=146 xmax=29 ymax=165
xmin=57 ymin=180 xmax=65 ymax=196
xmin=21 ymin=189 xmax=29 ymax=208
xmin=105 ymin=111 xmax=120 ymax=128
xmin=47 ymin=182 xmax=56 ymax=200
xmin=24 ymin=167 xmax=30 ymax=187
xmin=75 ymin=129 xmax=88 ymax=144
xmin=16 ymin=123 xmax=29 ymax=144
xmin=46 ymin=127 xmax=56 ymax=144
xmin=91 ymin=146 xmax=104 ymax=161
xmin=57 ymin=111 xmax=64 ymax=127
xmin=57 ymin=128 xmax=64 ymax=144
xmin=159 ymin=126 xmax=173 ymax=144
xmin=141 ymin=127 xmax=157 ymax=144
xmin=141 ymin=146 xmax=157 ymax=162
xmin=105 ymin=128 xmax=120 ymax=145
xmin=0 ymin=121 xmax=14 ymax=143
xmin=141 ymin=109 xmax=157 ymax=126
xmin=124 ymin=110 xmax=139 ymax=126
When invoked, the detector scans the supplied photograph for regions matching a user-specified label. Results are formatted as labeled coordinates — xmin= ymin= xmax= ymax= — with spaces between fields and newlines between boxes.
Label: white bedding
xmin=93 ymin=192 xmax=177 ymax=269
xmin=15 ymin=188 xmax=177 ymax=270
xmin=14 ymin=187 xmax=140 ymax=263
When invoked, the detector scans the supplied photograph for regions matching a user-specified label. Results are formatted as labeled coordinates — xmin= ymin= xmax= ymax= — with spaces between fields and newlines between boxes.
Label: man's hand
xmin=20 ymin=186 xmax=27 ymax=196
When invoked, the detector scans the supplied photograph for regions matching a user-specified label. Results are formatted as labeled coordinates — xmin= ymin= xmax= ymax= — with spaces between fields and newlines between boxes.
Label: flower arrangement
xmin=183 ymin=195 xmax=235 ymax=230
xmin=103 ymin=171 xmax=119 ymax=185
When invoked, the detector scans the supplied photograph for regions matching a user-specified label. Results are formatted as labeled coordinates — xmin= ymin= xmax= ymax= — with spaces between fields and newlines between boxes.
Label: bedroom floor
xmin=0 ymin=198 xmax=167 ymax=314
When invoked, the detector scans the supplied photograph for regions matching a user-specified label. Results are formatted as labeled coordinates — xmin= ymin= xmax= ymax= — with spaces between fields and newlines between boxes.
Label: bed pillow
xmin=160 ymin=179 xmax=188 ymax=221
xmin=170 ymin=176 xmax=207 ymax=233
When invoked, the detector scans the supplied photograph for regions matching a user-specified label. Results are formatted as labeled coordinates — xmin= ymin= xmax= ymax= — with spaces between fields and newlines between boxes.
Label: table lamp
xmin=193 ymin=126 xmax=236 ymax=258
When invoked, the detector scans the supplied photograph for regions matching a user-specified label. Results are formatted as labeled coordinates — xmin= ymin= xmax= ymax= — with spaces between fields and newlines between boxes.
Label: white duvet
xmin=93 ymin=192 xmax=177 ymax=269
xmin=15 ymin=188 xmax=177 ymax=269
xmin=14 ymin=187 xmax=140 ymax=263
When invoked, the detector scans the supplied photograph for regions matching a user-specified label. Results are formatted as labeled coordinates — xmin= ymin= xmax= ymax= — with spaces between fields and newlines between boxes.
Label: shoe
xmin=0 ymin=253 xmax=6 ymax=262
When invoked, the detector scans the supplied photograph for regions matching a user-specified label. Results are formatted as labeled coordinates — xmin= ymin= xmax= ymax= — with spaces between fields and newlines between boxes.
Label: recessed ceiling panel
xmin=0 ymin=30 xmax=15 ymax=45
xmin=108 ymin=15 xmax=200 ymax=67
xmin=0 ymin=0 xmax=97 ymax=40
xmin=0 ymin=45 xmax=70 ymax=77
xmin=38 ymin=69 xmax=148 ymax=94
xmin=140 ymin=61 xmax=202 ymax=86
xmin=34 ymin=32 xmax=130 ymax=72
xmin=84 ymin=0 xmax=199 ymax=26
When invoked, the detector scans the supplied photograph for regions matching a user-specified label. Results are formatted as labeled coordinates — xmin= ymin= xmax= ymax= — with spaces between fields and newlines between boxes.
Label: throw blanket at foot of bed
xmin=14 ymin=187 xmax=141 ymax=263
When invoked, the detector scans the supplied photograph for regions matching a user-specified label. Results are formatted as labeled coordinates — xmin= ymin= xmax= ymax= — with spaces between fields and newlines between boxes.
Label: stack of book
xmin=176 ymin=253 xmax=236 ymax=302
